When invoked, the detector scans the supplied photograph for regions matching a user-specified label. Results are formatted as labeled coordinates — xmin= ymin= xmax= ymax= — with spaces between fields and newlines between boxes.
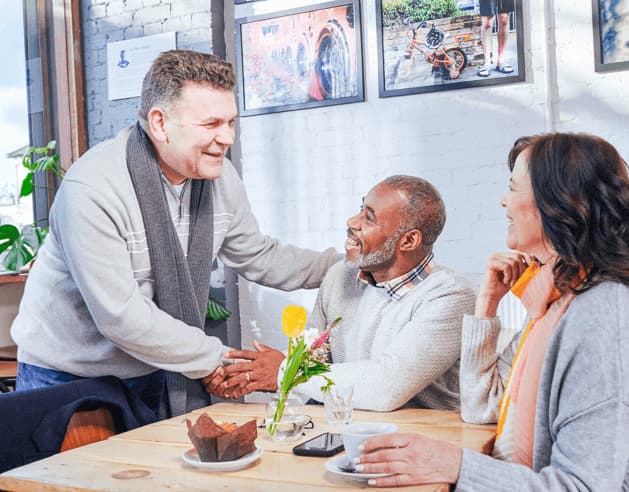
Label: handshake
xmin=202 ymin=341 xmax=286 ymax=400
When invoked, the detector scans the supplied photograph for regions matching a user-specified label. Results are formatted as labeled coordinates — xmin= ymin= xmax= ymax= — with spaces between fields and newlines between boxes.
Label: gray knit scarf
xmin=126 ymin=122 xmax=213 ymax=417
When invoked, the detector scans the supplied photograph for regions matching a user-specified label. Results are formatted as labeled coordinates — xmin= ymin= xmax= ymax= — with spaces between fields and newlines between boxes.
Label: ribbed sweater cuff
xmin=455 ymin=448 xmax=502 ymax=491
xmin=461 ymin=314 xmax=501 ymax=360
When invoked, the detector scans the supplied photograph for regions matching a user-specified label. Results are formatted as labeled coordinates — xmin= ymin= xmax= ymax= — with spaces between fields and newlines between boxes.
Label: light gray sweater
xmin=294 ymin=260 xmax=476 ymax=411
xmin=12 ymin=126 xmax=338 ymax=381
xmin=457 ymin=282 xmax=629 ymax=491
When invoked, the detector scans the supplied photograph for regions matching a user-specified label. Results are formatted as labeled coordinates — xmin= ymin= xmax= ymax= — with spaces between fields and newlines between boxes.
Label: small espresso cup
xmin=341 ymin=422 xmax=399 ymax=461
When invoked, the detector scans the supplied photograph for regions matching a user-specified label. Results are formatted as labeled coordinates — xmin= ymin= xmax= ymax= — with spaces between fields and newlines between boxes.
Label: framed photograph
xmin=592 ymin=0 xmax=629 ymax=72
xmin=235 ymin=0 xmax=364 ymax=116
xmin=376 ymin=0 xmax=525 ymax=98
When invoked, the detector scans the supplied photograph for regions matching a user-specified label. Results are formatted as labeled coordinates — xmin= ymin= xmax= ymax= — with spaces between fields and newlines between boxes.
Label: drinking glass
xmin=323 ymin=383 xmax=354 ymax=429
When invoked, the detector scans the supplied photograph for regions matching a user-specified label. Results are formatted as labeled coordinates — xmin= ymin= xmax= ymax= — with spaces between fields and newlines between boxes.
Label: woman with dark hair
xmin=353 ymin=133 xmax=629 ymax=490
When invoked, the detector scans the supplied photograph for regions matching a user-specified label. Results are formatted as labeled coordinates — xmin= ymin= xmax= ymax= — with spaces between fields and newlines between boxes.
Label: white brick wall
xmin=81 ymin=0 xmax=214 ymax=147
xmin=230 ymin=0 xmax=629 ymax=351
xmin=79 ymin=0 xmax=629 ymax=357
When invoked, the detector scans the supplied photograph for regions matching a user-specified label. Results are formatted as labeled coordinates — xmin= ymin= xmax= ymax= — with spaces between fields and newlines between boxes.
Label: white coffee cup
xmin=341 ymin=422 xmax=399 ymax=461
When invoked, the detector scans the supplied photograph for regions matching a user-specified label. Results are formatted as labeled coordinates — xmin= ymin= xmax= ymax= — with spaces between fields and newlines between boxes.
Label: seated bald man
xmin=204 ymin=175 xmax=475 ymax=411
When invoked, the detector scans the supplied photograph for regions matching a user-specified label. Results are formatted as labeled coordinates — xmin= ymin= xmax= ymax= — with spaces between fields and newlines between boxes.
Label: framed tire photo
xmin=235 ymin=0 xmax=364 ymax=116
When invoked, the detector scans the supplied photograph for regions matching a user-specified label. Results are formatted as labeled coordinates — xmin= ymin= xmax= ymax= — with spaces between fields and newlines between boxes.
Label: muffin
xmin=186 ymin=413 xmax=257 ymax=462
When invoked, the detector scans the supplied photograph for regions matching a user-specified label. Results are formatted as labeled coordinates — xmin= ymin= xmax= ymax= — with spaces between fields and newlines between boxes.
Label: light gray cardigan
xmin=12 ymin=126 xmax=338 ymax=381
xmin=457 ymin=281 xmax=629 ymax=491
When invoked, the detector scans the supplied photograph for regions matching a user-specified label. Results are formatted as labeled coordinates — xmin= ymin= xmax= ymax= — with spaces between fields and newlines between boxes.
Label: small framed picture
xmin=235 ymin=0 xmax=364 ymax=116
xmin=592 ymin=0 xmax=629 ymax=72
xmin=376 ymin=0 xmax=525 ymax=98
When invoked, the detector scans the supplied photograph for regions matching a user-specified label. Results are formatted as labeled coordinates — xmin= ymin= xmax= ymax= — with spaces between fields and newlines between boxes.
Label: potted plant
xmin=0 ymin=141 xmax=62 ymax=273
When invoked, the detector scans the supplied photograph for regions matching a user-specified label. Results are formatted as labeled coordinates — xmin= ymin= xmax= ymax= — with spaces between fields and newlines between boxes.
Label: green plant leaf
xmin=205 ymin=298 xmax=231 ymax=320
xmin=34 ymin=156 xmax=56 ymax=173
xmin=19 ymin=172 xmax=35 ymax=197
xmin=33 ymin=226 xmax=48 ymax=245
xmin=2 ymin=234 xmax=35 ymax=272
xmin=21 ymin=225 xmax=47 ymax=250
xmin=22 ymin=153 xmax=35 ymax=171
xmin=0 ymin=224 xmax=20 ymax=254
xmin=280 ymin=339 xmax=306 ymax=395
xmin=0 ymin=224 xmax=47 ymax=272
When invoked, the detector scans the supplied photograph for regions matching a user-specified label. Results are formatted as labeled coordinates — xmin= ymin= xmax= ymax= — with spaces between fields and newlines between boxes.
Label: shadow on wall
xmin=238 ymin=278 xmax=319 ymax=349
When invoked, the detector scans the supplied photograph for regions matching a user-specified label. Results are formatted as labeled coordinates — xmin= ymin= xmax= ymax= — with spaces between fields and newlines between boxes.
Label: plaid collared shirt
xmin=357 ymin=252 xmax=434 ymax=301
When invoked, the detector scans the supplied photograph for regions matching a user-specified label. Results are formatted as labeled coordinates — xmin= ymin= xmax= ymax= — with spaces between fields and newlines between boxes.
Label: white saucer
xmin=182 ymin=445 xmax=263 ymax=472
xmin=325 ymin=454 xmax=393 ymax=481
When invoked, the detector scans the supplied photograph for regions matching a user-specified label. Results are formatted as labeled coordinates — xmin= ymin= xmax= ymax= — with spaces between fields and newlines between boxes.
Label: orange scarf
xmin=493 ymin=261 xmax=575 ymax=466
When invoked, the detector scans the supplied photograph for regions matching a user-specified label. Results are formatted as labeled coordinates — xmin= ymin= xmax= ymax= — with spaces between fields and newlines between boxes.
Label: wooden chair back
xmin=0 ymin=360 xmax=17 ymax=393
xmin=60 ymin=408 xmax=116 ymax=451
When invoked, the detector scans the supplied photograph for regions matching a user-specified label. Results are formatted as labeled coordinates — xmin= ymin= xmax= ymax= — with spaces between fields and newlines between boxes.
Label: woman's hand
xmin=475 ymin=251 xmax=533 ymax=317
xmin=355 ymin=433 xmax=462 ymax=487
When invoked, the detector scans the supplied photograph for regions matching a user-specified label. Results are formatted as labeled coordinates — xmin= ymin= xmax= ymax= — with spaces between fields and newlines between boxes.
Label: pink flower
xmin=310 ymin=331 xmax=329 ymax=350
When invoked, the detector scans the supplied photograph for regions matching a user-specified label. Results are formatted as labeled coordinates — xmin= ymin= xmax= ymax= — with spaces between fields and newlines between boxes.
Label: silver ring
xmin=246 ymin=371 xmax=250 ymax=382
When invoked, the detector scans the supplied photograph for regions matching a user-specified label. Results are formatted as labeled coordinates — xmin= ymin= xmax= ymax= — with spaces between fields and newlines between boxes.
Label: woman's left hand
xmin=355 ymin=433 xmax=462 ymax=487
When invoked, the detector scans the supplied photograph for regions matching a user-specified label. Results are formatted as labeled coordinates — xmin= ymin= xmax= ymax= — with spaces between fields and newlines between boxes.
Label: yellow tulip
xmin=281 ymin=305 xmax=307 ymax=338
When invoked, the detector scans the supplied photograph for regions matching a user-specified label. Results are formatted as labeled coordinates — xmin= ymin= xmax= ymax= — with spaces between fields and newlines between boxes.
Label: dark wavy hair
xmin=508 ymin=133 xmax=629 ymax=293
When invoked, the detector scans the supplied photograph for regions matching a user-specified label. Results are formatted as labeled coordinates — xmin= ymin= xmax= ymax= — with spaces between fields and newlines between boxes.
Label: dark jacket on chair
xmin=0 ymin=376 xmax=157 ymax=473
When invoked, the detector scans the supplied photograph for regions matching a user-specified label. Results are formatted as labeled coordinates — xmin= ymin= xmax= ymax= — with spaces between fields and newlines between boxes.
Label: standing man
xmin=207 ymin=176 xmax=475 ymax=412
xmin=11 ymin=50 xmax=338 ymax=417
xmin=477 ymin=0 xmax=515 ymax=77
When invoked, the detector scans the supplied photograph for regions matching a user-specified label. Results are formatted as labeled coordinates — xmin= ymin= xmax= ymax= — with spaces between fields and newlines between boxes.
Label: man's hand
xmin=202 ymin=366 xmax=232 ymax=399
xmin=202 ymin=341 xmax=285 ymax=399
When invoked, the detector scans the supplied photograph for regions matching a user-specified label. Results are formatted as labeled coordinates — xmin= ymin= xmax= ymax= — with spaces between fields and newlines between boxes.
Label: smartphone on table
xmin=292 ymin=432 xmax=344 ymax=457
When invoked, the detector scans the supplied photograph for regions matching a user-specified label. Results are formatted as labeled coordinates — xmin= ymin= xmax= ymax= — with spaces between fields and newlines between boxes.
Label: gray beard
xmin=345 ymin=233 xmax=399 ymax=270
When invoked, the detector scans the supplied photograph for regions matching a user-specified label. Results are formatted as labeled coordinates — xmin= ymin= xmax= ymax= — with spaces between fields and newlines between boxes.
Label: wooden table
xmin=0 ymin=403 xmax=496 ymax=491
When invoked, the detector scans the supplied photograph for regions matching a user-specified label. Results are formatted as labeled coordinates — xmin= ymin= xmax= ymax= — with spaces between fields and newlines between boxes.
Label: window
xmin=0 ymin=1 xmax=31 ymax=231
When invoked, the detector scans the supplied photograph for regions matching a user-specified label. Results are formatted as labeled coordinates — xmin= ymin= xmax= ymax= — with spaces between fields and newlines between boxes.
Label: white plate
xmin=325 ymin=454 xmax=393 ymax=481
xmin=182 ymin=445 xmax=263 ymax=472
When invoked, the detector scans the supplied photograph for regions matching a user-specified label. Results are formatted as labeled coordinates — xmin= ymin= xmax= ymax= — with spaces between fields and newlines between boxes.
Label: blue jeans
xmin=16 ymin=363 xmax=166 ymax=416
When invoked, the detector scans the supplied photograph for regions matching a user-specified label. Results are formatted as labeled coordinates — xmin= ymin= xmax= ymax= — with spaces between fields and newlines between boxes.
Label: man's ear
xmin=398 ymin=229 xmax=422 ymax=252
xmin=147 ymin=107 xmax=169 ymax=143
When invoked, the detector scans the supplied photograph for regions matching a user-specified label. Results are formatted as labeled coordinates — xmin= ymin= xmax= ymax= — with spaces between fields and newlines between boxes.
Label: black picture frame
xmin=592 ymin=0 xmax=629 ymax=72
xmin=235 ymin=0 xmax=364 ymax=116
xmin=376 ymin=0 xmax=525 ymax=98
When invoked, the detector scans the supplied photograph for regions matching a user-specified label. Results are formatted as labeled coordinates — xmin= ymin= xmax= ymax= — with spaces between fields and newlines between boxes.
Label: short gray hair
xmin=139 ymin=50 xmax=235 ymax=120
xmin=383 ymin=175 xmax=446 ymax=246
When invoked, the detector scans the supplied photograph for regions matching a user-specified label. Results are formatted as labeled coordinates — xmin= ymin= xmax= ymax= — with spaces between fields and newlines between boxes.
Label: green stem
xmin=268 ymin=392 xmax=288 ymax=436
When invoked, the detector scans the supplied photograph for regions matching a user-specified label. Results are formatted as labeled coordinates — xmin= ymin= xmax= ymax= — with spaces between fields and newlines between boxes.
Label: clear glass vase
xmin=264 ymin=392 xmax=307 ymax=441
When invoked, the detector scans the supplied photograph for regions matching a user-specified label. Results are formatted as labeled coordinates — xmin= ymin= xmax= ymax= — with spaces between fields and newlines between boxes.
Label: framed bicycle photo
xmin=235 ymin=0 xmax=364 ymax=116
xmin=592 ymin=0 xmax=629 ymax=72
xmin=376 ymin=0 xmax=525 ymax=98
